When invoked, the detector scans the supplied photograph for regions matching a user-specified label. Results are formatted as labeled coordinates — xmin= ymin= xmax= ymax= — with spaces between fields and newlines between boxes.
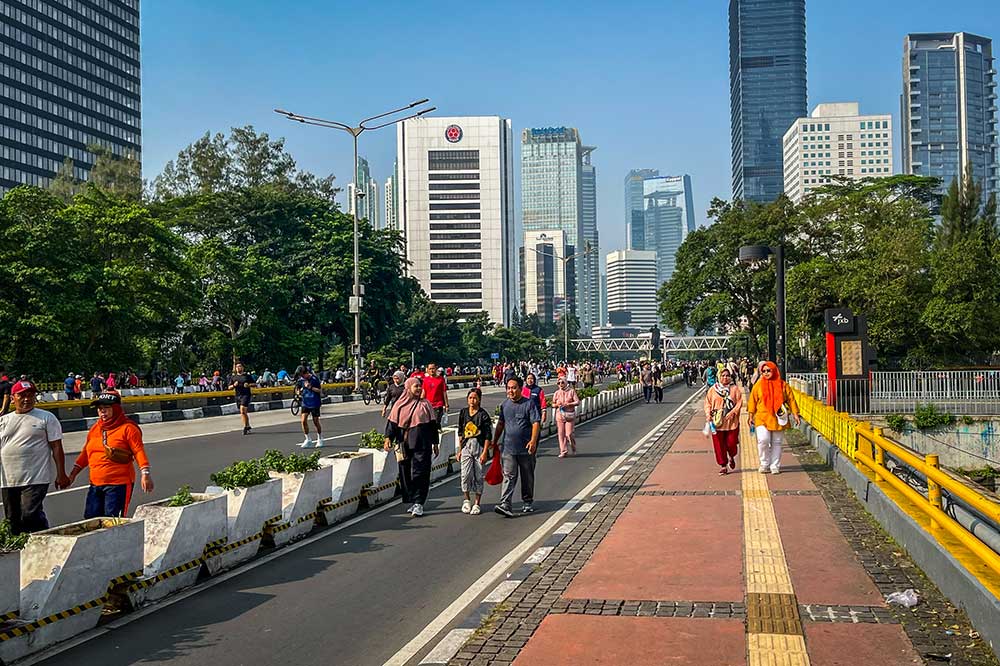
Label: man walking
xmin=422 ymin=362 xmax=449 ymax=426
xmin=0 ymin=380 xmax=70 ymax=534
xmin=228 ymin=362 xmax=256 ymax=435
xmin=493 ymin=377 xmax=541 ymax=517
xmin=297 ymin=368 xmax=324 ymax=448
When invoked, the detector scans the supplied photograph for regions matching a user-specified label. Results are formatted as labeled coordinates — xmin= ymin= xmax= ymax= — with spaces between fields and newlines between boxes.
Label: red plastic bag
xmin=485 ymin=452 xmax=503 ymax=486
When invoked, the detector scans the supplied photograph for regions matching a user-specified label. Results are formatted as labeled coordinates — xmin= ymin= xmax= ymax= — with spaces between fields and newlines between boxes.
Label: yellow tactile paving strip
xmin=740 ymin=416 xmax=811 ymax=666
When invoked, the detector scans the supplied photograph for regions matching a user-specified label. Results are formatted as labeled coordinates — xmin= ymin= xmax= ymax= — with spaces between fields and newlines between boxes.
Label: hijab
xmin=758 ymin=361 xmax=785 ymax=414
xmin=87 ymin=393 xmax=132 ymax=440
xmin=387 ymin=377 xmax=436 ymax=428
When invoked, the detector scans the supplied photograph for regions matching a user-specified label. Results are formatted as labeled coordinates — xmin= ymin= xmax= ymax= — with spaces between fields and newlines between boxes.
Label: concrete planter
xmin=128 ymin=493 xmax=227 ymax=607
xmin=0 ymin=550 xmax=19 ymax=620
xmin=359 ymin=448 xmax=399 ymax=507
xmin=319 ymin=452 xmax=373 ymax=524
xmin=432 ymin=429 xmax=457 ymax=481
xmin=268 ymin=466 xmax=333 ymax=547
xmin=204 ymin=479 xmax=282 ymax=575
xmin=1 ymin=519 xmax=143 ymax=663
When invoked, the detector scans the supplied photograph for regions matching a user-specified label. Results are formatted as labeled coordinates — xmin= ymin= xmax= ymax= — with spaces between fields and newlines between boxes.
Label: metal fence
xmin=789 ymin=371 xmax=1000 ymax=416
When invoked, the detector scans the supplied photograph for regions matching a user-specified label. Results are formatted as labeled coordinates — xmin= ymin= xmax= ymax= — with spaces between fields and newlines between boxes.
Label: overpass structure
xmin=572 ymin=335 xmax=731 ymax=354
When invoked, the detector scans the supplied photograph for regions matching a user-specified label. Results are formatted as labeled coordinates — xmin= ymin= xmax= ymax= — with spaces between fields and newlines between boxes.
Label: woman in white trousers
xmin=746 ymin=361 xmax=800 ymax=474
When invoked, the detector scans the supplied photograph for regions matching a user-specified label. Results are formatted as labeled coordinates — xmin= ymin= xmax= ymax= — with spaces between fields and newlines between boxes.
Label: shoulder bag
xmin=102 ymin=430 xmax=134 ymax=465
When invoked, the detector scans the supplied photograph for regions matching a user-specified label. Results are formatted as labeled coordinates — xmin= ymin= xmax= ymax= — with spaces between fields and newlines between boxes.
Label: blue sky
xmin=141 ymin=0 xmax=998 ymax=259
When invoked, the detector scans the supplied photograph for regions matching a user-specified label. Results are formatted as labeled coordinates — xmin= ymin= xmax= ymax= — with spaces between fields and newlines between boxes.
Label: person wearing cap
xmin=68 ymin=391 xmax=152 ymax=518
xmin=0 ymin=380 xmax=69 ymax=534
xmin=64 ymin=373 xmax=78 ymax=400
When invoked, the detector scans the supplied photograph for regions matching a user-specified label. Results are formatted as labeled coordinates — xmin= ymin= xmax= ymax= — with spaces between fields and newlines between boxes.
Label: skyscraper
xmin=384 ymin=168 xmax=397 ymax=232
xmin=579 ymin=146 xmax=599 ymax=335
xmin=625 ymin=169 xmax=658 ymax=250
xmin=0 ymin=0 xmax=141 ymax=194
xmin=642 ymin=175 xmax=693 ymax=284
xmin=606 ymin=250 xmax=659 ymax=331
xmin=348 ymin=156 xmax=379 ymax=228
xmin=729 ymin=0 xmax=808 ymax=203
xmin=521 ymin=126 xmax=598 ymax=333
xmin=902 ymin=33 xmax=998 ymax=202
xmin=520 ymin=229 xmax=566 ymax=325
xmin=397 ymin=116 xmax=516 ymax=325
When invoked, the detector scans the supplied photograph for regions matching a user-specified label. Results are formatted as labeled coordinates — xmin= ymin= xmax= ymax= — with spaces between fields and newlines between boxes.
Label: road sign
xmin=490 ymin=352 xmax=500 ymax=360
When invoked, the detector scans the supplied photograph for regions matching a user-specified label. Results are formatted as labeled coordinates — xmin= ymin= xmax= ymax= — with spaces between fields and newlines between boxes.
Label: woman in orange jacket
xmin=746 ymin=361 xmax=800 ymax=475
xmin=69 ymin=391 xmax=153 ymax=518
xmin=703 ymin=367 xmax=743 ymax=474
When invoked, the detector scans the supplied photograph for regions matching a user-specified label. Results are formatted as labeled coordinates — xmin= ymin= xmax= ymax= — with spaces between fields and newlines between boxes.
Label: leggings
xmin=755 ymin=426 xmax=784 ymax=472
xmin=556 ymin=412 xmax=576 ymax=454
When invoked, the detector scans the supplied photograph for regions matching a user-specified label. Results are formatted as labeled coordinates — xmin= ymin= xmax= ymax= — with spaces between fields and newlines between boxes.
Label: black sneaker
xmin=521 ymin=504 xmax=535 ymax=514
xmin=494 ymin=504 xmax=515 ymax=518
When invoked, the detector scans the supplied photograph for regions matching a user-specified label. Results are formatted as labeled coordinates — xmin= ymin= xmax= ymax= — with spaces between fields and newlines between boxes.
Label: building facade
xmin=520 ymin=229 xmax=566 ymax=325
xmin=902 ymin=32 xmax=998 ymax=201
xmin=729 ymin=0 xmax=808 ymax=202
xmin=396 ymin=116 xmax=516 ymax=325
xmin=0 ymin=0 xmax=141 ymax=193
xmin=606 ymin=250 xmax=659 ymax=332
xmin=384 ymin=164 xmax=397 ymax=232
xmin=782 ymin=102 xmax=894 ymax=203
xmin=348 ymin=156 xmax=379 ymax=228
xmin=579 ymin=145 xmax=599 ymax=334
xmin=625 ymin=168 xmax=658 ymax=250
xmin=642 ymin=174 xmax=694 ymax=285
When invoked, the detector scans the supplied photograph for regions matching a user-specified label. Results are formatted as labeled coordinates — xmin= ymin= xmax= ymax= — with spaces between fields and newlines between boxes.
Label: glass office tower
xmin=729 ymin=0 xmax=807 ymax=202
xmin=0 ymin=0 xmax=141 ymax=193
xmin=625 ymin=168 xmax=658 ymax=250
xmin=902 ymin=33 xmax=998 ymax=202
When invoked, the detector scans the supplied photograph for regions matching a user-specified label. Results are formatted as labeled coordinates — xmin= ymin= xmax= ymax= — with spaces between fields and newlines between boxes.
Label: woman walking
xmin=381 ymin=371 xmax=406 ymax=431
xmin=383 ymin=377 xmax=439 ymax=517
xmin=68 ymin=391 xmax=153 ymax=518
xmin=457 ymin=388 xmax=492 ymax=515
xmin=703 ymin=368 xmax=743 ymax=475
xmin=522 ymin=373 xmax=548 ymax=424
xmin=552 ymin=377 xmax=580 ymax=457
xmin=747 ymin=361 xmax=800 ymax=475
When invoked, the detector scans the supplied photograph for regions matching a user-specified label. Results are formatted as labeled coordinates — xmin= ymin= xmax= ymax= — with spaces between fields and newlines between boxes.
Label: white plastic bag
xmin=885 ymin=589 xmax=919 ymax=608
xmin=702 ymin=421 xmax=711 ymax=437
xmin=440 ymin=410 xmax=449 ymax=426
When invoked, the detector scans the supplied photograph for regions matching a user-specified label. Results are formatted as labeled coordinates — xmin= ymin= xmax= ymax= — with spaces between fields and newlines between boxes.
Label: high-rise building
xmin=520 ymin=229 xmax=566 ymax=325
xmin=397 ymin=116 xmax=516 ymax=325
xmin=521 ymin=126 xmax=599 ymax=334
xmin=348 ymin=157 xmax=379 ymax=228
xmin=625 ymin=169 xmax=659 ymax=250
xmin=579 ymin=146 xmax=599 ymax=335
xmin=384 ymin=163 xmax=398 ymax=231
xmin=642 ymin=175 xmax=695 ymax=285
xmin=782 ymin=103 xmax=894 ymax=203
xmin=902 ymin=33 xmax=998 ymax=201
xmin=0 ymin=0 xmax=141 ymax=194
xmin=606 ymin=250 xmax=659 ymax=331
xmin=729 ymin=0 xmax=808 ymax=203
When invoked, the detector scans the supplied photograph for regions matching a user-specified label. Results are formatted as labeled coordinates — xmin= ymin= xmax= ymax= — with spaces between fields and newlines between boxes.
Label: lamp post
xmin=525 ymin=240 xmax=593 ymax=362
xmin=275 ymin=100 xmax=435 ymax=391
xmin=738 ymin=242 xmax=786 ymax=377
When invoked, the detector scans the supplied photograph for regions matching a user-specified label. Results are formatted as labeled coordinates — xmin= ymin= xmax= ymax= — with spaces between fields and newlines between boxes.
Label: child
xmin=457 ymin=388 xmax=493 ymax=515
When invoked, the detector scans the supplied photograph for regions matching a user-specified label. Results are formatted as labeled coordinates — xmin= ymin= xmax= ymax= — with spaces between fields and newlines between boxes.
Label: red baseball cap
xmin=11 ymin=380 xmax=37 ymax=395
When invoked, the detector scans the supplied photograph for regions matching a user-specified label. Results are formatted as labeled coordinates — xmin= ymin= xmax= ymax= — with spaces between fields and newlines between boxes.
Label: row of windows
xmin=430 ymin=232 xmax=480 ymax=241
xmin=54 ymin=0 xmax=138 ymax=29
xmin=432 ymin=292 xmax=483 ymax=301
xmin=430 ymin=272 xmax=481 ymax=280
xmin=429 ymin=192 xmax=479 ymax=200
xmin=1 ymin=165 xmax=57 ymax=187
xmin=0 ymin=124 xmax=121 ymax=167
xmin=859 ymin=120 xmax=889 ymax=130
xmin=428 ymin=173 xmax=479 ymax=180
xmin=431 ymin=282 xmax=482 ymax=291
xmin=3 ymin=25 xmax=138 ymax=88
xmin=1 ymin=61 xmax=137 ymax=112
xmin=3 ymin=145 xmax=73 ymax=177
xmin=801 ymin=122 xmax=832 ymax=132
xmin=430 ymin=252 xmax=480 ymax=260
xmin=428 ymin=150 xmax=480 ymax=171
xmin=429 ymin=222 xmax=479 ymax=230
xmin=5 ymin=2 xmax=139 ymax=71
xmin=19 ymin=0 xmax=138 ymax=42
xmin=2 ymin=44 xmax=138 ymax=99
xmin=429 ymin=203 xmax=480 ymax=211
xmin=430 ymin=262 xmax=482 ymax=270
xmin=860 ymin=159 xmax=889 ymax=165
xmin=3 ymin=82 xmax=139 ymax=130
xmin=431 ymin=301 xmax=482 ymax=311
xmin=3 ymin=100 xmax=139 ymax=145
xmin=430 ymin=242 xmax=481 ymax=250
xmin=429 ymin=183 xmax=478 ymax=190
xmin=430 ymin=213 xmax=480 ymax=220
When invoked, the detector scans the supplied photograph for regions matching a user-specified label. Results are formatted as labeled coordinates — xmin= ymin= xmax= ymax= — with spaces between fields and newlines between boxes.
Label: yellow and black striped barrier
xmin=362 ymin=480 xmax=399 ymax=497
xmin=124 ymin=559 xmax=203 ymax=593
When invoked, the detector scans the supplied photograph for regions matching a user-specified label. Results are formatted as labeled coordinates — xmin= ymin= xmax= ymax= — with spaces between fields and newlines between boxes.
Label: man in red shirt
xmin=421 ymin=362 xmax=449 ymax=426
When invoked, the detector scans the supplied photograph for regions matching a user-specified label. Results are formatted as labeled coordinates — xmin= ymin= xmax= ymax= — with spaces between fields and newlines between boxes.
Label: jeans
xmin=84 ymin=484 xmax=131 ymax=519
xmin=1 ymin=484 xmax=49 ymax=534
xmin=642 ymin=385 xmax=653 ymax=403
xmin=499 ymin=453 xmax=536 ymax=508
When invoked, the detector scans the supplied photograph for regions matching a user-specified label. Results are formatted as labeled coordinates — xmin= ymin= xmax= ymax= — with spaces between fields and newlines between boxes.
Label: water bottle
xmin=709 ymin=421 xmax=717 ymax=435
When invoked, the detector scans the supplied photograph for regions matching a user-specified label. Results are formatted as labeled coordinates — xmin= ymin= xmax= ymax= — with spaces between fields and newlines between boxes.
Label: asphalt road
xmin=37 ymin=382 xmax=699 ymax=666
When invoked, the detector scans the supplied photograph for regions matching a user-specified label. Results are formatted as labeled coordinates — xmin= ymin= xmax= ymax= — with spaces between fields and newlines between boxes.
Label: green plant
xmin=210 ymin=459 xmax=271 ymax=490
xmin=912 ymin=403 xmax=956 ymax=430
xmin=359 ymin=429 xmax=385 ymax=449
xmin=166 ymin=484 xmax=196 ymax=507
xmin=259 ymin=449 xmax=321 ymax=474
xmin=0 ymin=519 xmax=29 ymax=552
xmin=603 ymin=382 xmax=626 ymax=392
xmin=960 ymin=415 xmax=976 ymax=426
xmin=885 ymin=414 xmax=908 ymax=432
xmin=577 ymin=387 xmax=600 ymax=399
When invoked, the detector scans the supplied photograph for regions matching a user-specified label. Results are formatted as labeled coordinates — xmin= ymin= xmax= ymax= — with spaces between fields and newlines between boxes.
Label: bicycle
xmin=290 ymin=390 xmax=301 ymax=416
xmin=360 ymin=381 xmax=383 ymax=405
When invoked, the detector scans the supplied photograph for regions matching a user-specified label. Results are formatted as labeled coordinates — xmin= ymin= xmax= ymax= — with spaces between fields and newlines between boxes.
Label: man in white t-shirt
xmin=566 ymin=363 xmax=578 ymax=388
xmin=0 ymin=381 xmax=69 ymax=534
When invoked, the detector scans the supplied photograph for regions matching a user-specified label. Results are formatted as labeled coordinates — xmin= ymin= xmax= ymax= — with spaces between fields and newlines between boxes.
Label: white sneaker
xmin=407 ymin=503 xmax=417 ymax=514
xmin=461 ymin=500 xmax=472 ymax=514
xmin=470 ymin=504 xmax=481 ymax=515
xmin=314 ymin=436 xmax=324 ymax=448
xmin=758 ymin=466 xmax=768 ymax=474
xmin=412 ymin=503 xmax=424 ymax=517
xmin=300 ymin=437 xmax=313 ymax=448
xmin=770 ymin=468 xmax=781 ymax=475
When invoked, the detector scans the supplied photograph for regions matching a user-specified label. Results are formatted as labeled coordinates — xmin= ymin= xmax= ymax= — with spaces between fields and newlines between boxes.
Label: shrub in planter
xmin=210 ymin=459 xmax=270 ymax=490
xmin=205 ymin=459 xmax=281 ymax=574
xmin=261 ymin=450 xmax=331 ymax=546
xmin=358 ymin=430 xmax=398 ymax=506
xmin=359 ymin=429 xmax=385 ymax=449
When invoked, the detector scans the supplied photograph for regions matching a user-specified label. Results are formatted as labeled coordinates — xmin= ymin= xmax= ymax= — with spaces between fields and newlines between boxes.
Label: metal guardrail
xmin=792 ymin=386 xmax=1000 ymax=579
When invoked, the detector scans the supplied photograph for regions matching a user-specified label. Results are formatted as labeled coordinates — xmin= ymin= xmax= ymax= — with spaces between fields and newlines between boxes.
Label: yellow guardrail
xmin=792 ymin=386 xmax=1000 ymax=579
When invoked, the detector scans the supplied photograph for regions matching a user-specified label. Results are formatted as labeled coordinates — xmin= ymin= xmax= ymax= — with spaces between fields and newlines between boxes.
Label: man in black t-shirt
xmin=228 ymin=362 xmax=256 ymax=435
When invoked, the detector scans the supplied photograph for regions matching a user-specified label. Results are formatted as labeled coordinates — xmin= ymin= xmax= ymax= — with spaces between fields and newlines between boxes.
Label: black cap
xmin=91 ymin=391 xmax=122 ymax=407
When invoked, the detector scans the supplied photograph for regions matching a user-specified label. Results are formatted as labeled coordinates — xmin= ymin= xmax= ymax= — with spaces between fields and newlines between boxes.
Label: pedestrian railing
xmin=792 ymin=387 xmax=1000 ymax=579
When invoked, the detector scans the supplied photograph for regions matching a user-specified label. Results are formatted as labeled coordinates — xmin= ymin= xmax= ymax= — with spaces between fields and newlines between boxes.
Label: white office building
xmin=520 ymin=229 xmax=567 ymax=325
xmin=384 ymin=170 xmax=397 ymax=232
xmin=782 ymin=102 xmax=894 ymax=203
xmin=606 ymin=250 xmax=659 ymax=331
xmin=396 ymin=116 xmax=516 ymax=325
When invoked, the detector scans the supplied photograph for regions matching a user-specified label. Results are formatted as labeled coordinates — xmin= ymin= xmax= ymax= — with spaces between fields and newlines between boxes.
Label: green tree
xmin=388 ymin=293 xmax=464 ymax=364
xmin=86 ymin=144 xmax=143 ymax=201
xmin=460 ymin=311 xmax=495 ymax=362
xmin=48 ymin=158 xmax=82 ymax=203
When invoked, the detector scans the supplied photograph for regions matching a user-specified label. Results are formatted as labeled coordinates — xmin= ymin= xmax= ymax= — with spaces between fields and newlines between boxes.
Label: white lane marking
xmin=419 ymin=629 xmax=476 ymax=665
xmin=524 ymin=546 xmax=554 ymax=564
xmin=608 ymin=474 xmax=623 ymax=483
xmin=618 ymin=465 xmax=632 ymax=471
xmin=575 ymin=502 xmax=596 ymax=513
xmin=482 ymin=580 xmax=522 ymax=603
xmin=383 ymin=387 xmax=705 ymax=666
xmin=317 ymin=431 xmax=362 ymax=442
xmin=553 ymin=521 xmax=578 ymax=535
xmin=592 ymin=487 xmax=609 ymax=497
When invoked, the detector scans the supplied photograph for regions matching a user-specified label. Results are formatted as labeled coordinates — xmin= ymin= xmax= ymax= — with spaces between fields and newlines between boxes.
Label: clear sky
xmin=141 ymin=0 xmax=998 ymax=261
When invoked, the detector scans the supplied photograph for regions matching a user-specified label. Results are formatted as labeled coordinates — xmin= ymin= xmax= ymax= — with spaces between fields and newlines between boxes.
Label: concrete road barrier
xmin=267 ymin=467 xmax=334 ymax=548
xmin=0 ymin=551 xmax=19 ymax=620
xmin=361 ymin=449 xmax=399 ymax=507
xmin=319 ymin=452 xmax=372 ymax=525
xmin=204 ymin=479 xmax=282 ymax=575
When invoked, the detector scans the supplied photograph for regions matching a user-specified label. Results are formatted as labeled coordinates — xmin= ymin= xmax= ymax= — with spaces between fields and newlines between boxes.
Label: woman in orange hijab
xmin=746 ymin=361 xmax=800 ymax=474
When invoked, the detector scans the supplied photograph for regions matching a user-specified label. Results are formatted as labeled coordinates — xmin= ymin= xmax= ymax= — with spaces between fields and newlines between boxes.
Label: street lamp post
xmin=738 ymin=243 xmax=786 ymax=377
xmin=525 ymin=241 xmax=593 ymax=362
xmin=275 ymin=100 xmax=435 ymax=391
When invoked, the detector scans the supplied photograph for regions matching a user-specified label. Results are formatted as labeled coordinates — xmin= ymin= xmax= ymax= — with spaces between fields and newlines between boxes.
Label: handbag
xmin=102 ymin=430 xmax=134 ymax=465
xmin=484 ymin=451 xmax=503 ymax=486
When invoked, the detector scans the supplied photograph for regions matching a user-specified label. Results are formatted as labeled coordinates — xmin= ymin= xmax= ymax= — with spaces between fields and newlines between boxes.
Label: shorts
xmin=236 ymin=395 xmax=251 ymax=408
xmin=301 ymin=405 xmax=321 ymax=417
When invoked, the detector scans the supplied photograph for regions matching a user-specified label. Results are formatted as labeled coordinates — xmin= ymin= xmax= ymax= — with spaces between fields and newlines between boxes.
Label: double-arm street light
xmin=275 ymin=100 xmax=435 ymax=390
xmin=525 ymin=240 xmax=593 ymax=362
xmin=738 ymin=242 xmax=786 ymax=377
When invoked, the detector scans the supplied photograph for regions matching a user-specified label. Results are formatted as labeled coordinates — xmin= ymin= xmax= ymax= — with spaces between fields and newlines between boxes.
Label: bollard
xmin=926 ymin=453 xmax=942 ymax=529
xmin=872 ymin=427 xmax=886 ymax=482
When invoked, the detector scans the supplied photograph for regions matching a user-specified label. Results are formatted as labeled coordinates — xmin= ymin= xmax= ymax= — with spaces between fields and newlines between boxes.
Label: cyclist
xmin=296 ymin=367 xmax=324 ymax=448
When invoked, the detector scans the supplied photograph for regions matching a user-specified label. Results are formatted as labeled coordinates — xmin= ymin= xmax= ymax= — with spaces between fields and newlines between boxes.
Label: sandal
xmin=719 ymin=467 xmax=729 ymax=475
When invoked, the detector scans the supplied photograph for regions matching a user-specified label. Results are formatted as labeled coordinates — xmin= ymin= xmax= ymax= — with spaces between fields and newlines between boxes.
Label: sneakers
xmin=770 ymin=468 xmax=781 ymax=475
xmin=300 ymin=436 xmax=313 ymax=448
xmin=470 ymin=504 xmax=481 ymax=515
xmin=411 ymin=503 xmax=424 ymax=517
xmin=314 ymin=436 xmax=324 ymax=448
xmin=407 ymin=503 xmax=418 ymax=514
xmin=758 ymin=466 xmax=769 ymax=474
xmin=494 ymin=504 xmax=515 ymax=518
xmin=521 ymin=503 xmax=535 ymax=514
xmin=558 ymin=452 xmax=567 ymax=458
xmin=461 ymin=499 xmax=472 ymax=514
xmin=243 ymin=425 xmax=251 ymax=436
